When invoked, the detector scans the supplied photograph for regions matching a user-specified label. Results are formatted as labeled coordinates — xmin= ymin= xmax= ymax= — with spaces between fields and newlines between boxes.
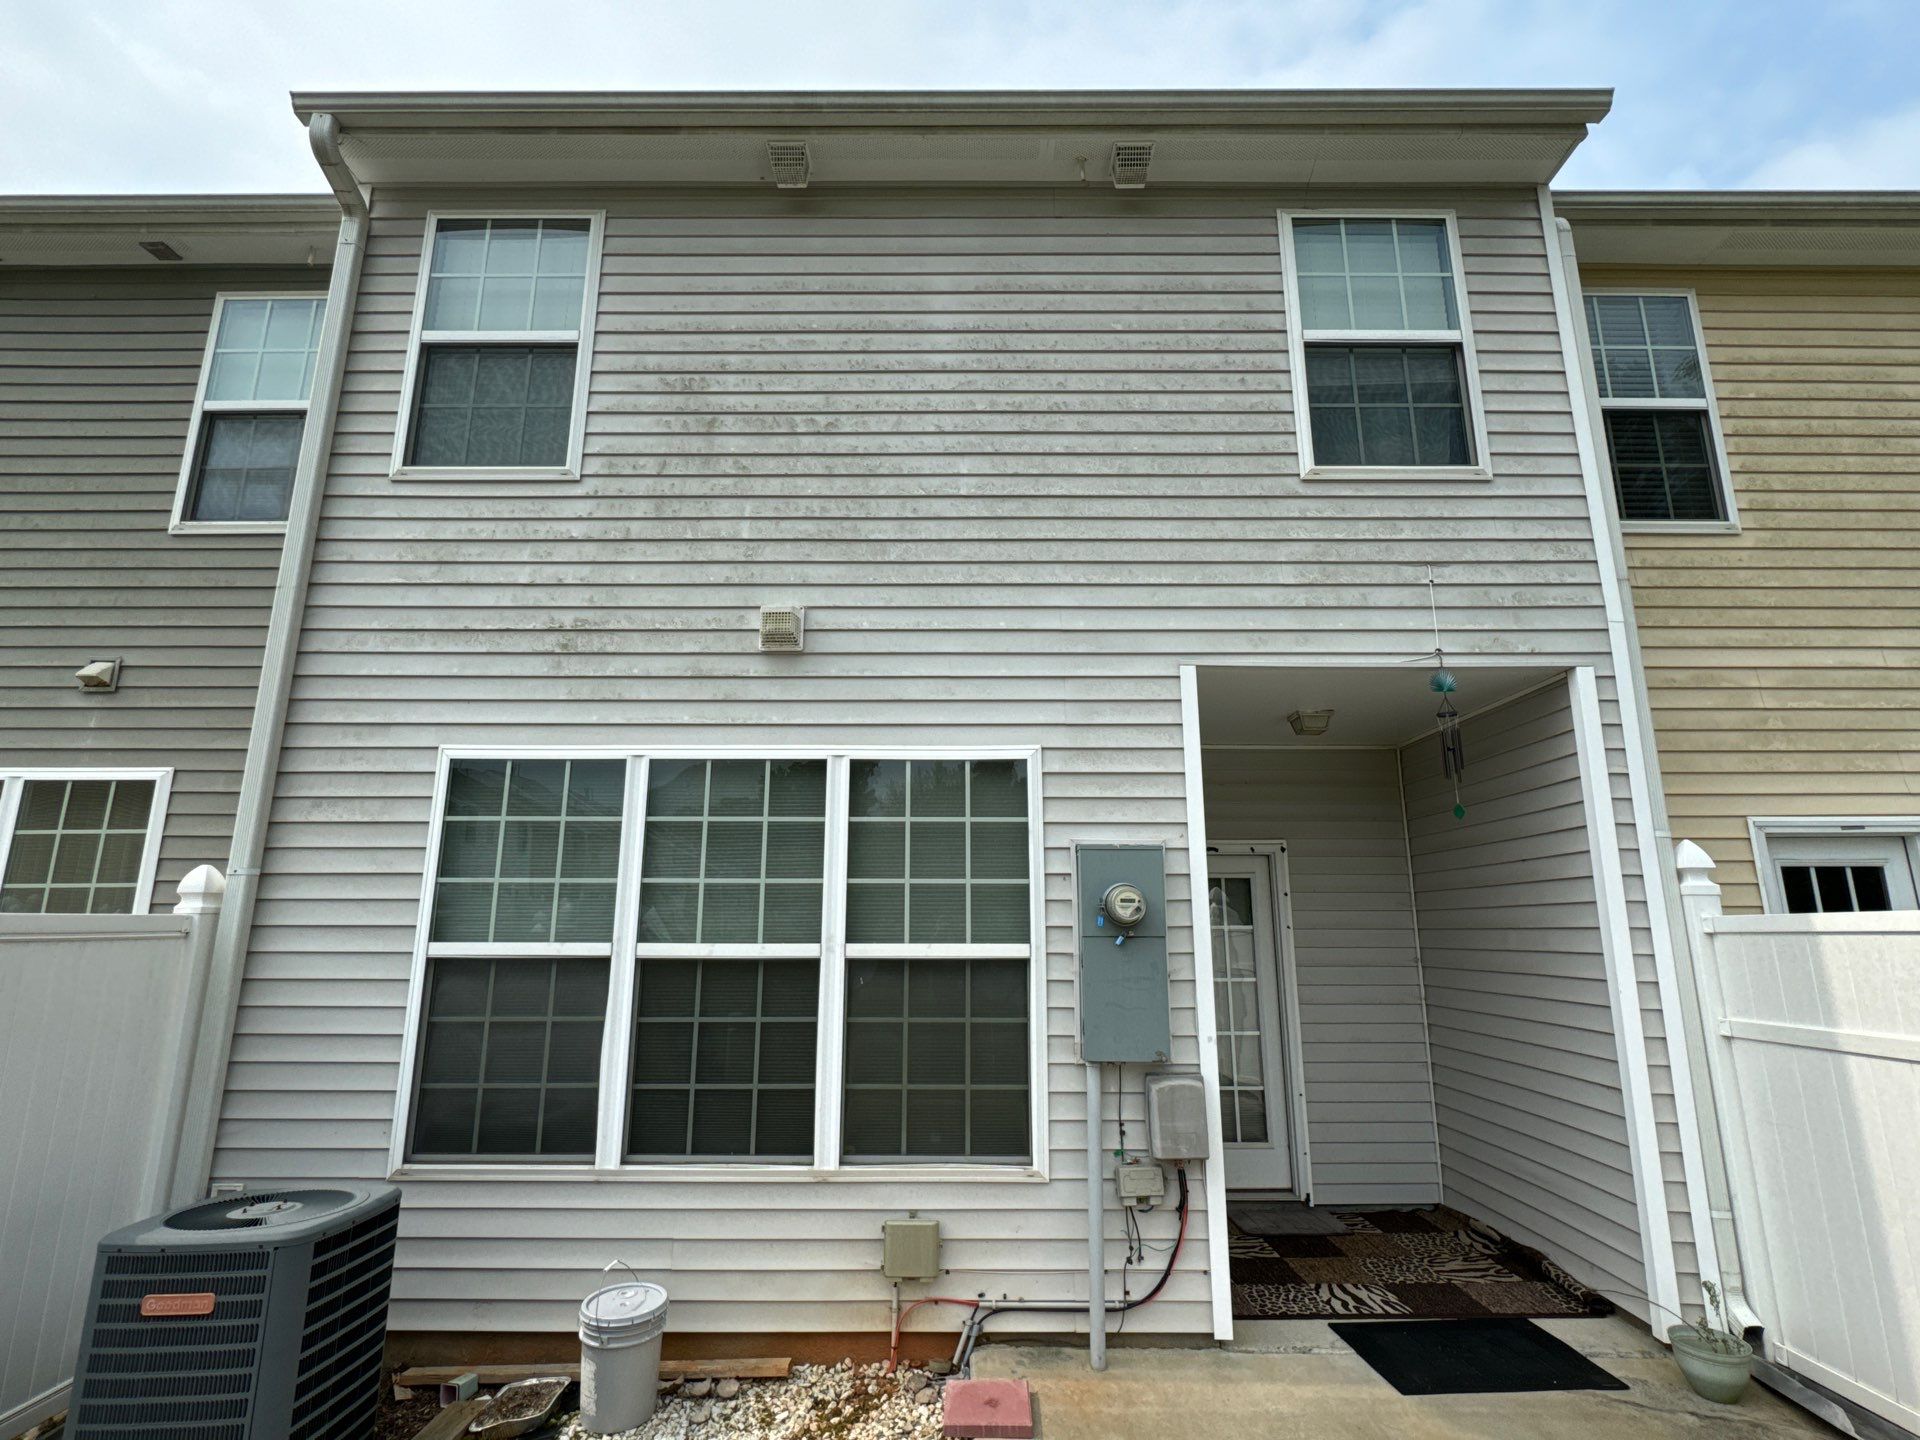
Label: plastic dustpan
xmin=467 ymin=1376 xmax=572 ymax=1438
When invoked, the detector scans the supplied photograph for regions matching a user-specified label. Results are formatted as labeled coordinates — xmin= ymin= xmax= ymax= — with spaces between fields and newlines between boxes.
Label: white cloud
xmin=1744 ymin=100 xmax=1920 ymax=188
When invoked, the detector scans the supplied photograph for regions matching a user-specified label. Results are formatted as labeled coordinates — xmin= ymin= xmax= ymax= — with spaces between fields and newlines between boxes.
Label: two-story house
xmin=1562 ymin=192 xmax=1920 ymax=916
xmin=4 ymin=92 xmax=1728 ymax=1361
xmin=0 ymin=195 xmax=336 ymax=911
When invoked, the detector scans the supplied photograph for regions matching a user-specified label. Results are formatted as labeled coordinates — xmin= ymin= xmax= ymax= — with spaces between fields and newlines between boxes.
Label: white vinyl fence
xmin=0 ymin=868 xmax=225 ymax=1435
xmin=1677 ymin=843 xmax=1920 ymax=1432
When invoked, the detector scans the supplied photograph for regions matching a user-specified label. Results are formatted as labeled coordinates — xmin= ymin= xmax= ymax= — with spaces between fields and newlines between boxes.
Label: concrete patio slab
xmin=972 ymin=1319 xmax=1838 ymax=1440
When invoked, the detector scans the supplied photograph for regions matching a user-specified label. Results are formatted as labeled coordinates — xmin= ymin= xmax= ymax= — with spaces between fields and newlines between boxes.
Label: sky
xmin=2 ymin=0 xmax=1918 ymax=194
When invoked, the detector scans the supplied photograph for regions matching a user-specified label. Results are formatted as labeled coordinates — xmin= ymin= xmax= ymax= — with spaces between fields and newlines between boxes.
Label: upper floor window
xmin=402 ymin=750 xmax=1038 ymax=1171
xmin=172 ymin=294 xmax=325 ymax=531
xmin=1584 ymin=291 xmax=1734 ymax=526
xmin=1283 ymin=216 xmax=1487 ymax=476
xmin=394 ymin=215 xmax=602 ymax=479
xmin=0 ymin=770 xmax=171 ymax=914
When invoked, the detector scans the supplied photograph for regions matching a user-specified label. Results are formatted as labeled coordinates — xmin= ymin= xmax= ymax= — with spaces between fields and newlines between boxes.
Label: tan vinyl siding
xmin=215 ymin=186 xmax=1682 ymax=1336
xmin=1588 ymin=265 xmax=1920 ymax=913
xmin=1201 ymin=747 xmax=1441 ymax=1204
xmin=0 ymin=266 xmax=322 ymax=903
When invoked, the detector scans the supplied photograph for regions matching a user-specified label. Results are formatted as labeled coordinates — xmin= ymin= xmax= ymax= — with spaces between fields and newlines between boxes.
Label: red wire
xmin=886 ymin=1294 xmax=980 ymax=1375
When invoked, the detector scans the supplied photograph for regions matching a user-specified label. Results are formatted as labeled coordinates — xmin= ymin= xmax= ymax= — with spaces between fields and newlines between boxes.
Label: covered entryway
xmin=1184 ymin=661 xmax=1677 ymax=1332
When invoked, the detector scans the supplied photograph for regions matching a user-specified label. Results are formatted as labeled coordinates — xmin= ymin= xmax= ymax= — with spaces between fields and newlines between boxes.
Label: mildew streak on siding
xmin=216 ymin=187 xmax=1689 ymax=1334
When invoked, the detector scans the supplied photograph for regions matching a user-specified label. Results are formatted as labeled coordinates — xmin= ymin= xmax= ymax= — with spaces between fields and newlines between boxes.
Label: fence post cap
xmin=174 ymin=864 xmax=228 ymax=915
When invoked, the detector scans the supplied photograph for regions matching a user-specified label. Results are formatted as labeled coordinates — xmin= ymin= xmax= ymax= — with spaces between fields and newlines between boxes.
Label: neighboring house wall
xmin=1586 ymin=264 xmax=1920 ymax=914
xmin=1401 ymin=681 xmax=1646 ymax=1308
xmin=1201 ymin=746 xmax=1441 ymax=1205
xmin=212 ymin=185 xmax=1690 ymax=1335
xmin=0 ymin=265 xmax=320 ymax=902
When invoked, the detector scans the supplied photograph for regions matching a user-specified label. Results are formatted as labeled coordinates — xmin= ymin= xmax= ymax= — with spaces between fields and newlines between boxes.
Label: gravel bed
xmin=557 ymin=1361 xmax=946 ymax=1440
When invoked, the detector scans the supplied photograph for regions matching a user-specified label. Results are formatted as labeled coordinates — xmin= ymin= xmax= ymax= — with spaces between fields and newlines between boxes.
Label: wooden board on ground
xmin=393 ymin=1357 xmax=790 ymax=1392
xmin=411 ymin=1397 xmax=488 ymax=1440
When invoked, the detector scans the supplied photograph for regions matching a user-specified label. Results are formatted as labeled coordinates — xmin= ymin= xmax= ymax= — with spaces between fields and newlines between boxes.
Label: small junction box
xmin=881 ymin=1216 xmax=941 ymax=1281
xmin=1114 ymin=1160 xmax=1166 ymax=1208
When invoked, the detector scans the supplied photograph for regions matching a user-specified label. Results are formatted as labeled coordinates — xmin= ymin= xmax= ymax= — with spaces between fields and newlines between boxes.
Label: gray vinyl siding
xmin=0 ymin=266 xmax=323 ymax=903
xmin=1400 ymin=681 xmax=1647 ymax=1310
xmin=215 ymin=185 xmax=1688 ymax=1335
xmin=1201 ymin=747 xmax=1441 ymax=1204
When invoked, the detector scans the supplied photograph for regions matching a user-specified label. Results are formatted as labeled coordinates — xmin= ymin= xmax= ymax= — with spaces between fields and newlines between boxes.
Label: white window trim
xmin=0 ymin=767 xmax=174 ymax=915
xmin=1584 ymin=286 xmax=1741 ymax=534
xmin=388 ymin=744 xmax=1049 ymax=1182
xmin=169 ymin=291 xmax=327 ymax=536
xmin=389 ymin=210 xmax=605 ymax=483
xmin=1748 ymin=816 xmax=1920 ymax=915
xmin=1277 ymin=209 xmax=1493 ymax=481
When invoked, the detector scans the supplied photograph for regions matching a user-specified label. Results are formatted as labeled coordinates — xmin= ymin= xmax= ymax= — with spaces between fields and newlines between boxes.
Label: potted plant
xmin=1668 ymin=1281 xmax=1754 ymax=1403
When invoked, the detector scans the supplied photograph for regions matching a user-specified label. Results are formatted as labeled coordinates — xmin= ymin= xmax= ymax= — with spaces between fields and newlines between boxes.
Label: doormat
xmin=1330 ymin=1316 xmax=1632 ymax=1395
xmin=1229 ymin=1206 xmax=1613 ymax=1320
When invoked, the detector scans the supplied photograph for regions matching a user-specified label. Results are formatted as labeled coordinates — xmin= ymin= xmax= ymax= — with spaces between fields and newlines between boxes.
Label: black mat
xmin=1329 ymin=1317 xmax=1632 ymax=1396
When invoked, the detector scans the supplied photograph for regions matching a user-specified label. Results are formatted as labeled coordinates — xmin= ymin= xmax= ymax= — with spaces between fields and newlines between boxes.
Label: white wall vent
xmin=759 ymin=605 xmax=805 ymax=652
xmin=1111 ymin=142 xmax=1154 ymax=189
xmin=767 ymin=140 xmax=811 ymax=189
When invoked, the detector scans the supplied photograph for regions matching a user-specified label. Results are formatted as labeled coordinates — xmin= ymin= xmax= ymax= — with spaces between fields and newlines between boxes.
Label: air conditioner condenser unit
xmin=68 ymin=1183 xmax=401 ymax=1439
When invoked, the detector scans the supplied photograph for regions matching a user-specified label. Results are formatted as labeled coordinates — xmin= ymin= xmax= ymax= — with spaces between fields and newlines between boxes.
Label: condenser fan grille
xmin=167 ymin=1189 xmax=359 ymax=1231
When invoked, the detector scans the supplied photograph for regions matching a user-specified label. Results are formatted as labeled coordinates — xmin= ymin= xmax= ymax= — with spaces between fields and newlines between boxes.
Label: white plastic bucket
xmin=578 ymin=1281 xmax=669 ymax=1434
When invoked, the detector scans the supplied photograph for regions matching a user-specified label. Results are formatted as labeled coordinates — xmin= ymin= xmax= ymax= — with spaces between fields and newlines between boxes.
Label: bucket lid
xmin=580 ymin=1281 xmax=668 ymax=1329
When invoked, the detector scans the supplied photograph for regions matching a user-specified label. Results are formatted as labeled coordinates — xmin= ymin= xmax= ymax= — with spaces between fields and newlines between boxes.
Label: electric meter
xmin=1101 ymin=881 xmax=1148 ymax=929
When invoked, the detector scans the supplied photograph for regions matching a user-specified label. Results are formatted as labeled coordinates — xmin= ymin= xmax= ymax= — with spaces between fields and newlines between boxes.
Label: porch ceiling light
xmin=1286 ymin=708 xmax=1334 ymax=737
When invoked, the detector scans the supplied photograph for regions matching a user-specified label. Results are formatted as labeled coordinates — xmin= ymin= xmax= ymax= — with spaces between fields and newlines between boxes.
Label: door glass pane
xmin=1209 ymin=877 xmax=1270 ymax=1146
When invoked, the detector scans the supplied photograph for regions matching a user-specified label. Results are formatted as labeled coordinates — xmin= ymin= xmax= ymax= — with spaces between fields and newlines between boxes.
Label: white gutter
xmin=1537 ymin=186 xmax=1727 ymax=1324
xmin=172 ymin=114 xmax=368 ymax=1198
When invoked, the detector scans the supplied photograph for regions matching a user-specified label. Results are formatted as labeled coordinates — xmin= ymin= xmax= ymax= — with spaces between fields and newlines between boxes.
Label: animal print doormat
xmin=1230 ymin=1207 xmax=1613 ymax=1320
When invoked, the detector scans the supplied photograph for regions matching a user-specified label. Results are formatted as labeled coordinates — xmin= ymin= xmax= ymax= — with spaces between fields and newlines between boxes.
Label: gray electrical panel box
xmin=1076 ymin=844 xmax=1171 ymax=1062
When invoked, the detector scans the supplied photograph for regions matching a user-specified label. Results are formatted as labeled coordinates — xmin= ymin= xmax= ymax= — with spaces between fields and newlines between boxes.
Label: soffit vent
xmin=139 ymin=239 xmax=184 ymax=262
xmin=767 ymin=140 xmax=811 ymax=189
xmin=1111 ymin=142 xmax=1154 ymax=189
xmin=759 ymin=605 xmax=805 ymax=652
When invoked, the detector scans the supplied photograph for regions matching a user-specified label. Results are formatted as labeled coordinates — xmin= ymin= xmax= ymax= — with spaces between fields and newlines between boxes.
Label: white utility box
xmin=1145 ymin=1072 xmax=1210 ymax=1161
xmin=1114 ymin=1160 xmax=1166 ymax=1207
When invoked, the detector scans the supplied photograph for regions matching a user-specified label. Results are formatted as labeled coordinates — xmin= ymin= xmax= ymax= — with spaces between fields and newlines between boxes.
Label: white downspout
xmin=172 ymin=114 xmax=369 ymax=1197
xmin=1538 ymin=187 xmax=1726 ymax=1320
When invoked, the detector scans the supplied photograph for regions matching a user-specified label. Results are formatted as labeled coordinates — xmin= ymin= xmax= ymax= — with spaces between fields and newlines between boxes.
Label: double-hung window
xmin=1283 ymin=215 xmax=1487 ymax=475
xmin=1583 ymin=291 xmax=1735 ymax=526
xmin=395 ymin=215 xmax=602 ymax=478
xmin=400 ymin=750 xmax=1040 ymax=1172
xmin=0 ymin=769 xmax=171 ymax=914
xmin=173 ymin=294 xmax=326 ymax=530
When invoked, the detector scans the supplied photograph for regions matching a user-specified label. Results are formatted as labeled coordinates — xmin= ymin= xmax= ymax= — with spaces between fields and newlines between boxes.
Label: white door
xmin=1766 ymin=832 xmax=1920 ymax=913
xmin=1208 ymin=854 xmax=1294 ymax=1191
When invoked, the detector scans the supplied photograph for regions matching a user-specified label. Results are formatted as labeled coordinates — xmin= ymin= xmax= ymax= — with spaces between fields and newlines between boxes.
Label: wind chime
xmin=1427 ymin=566 xmax=1467 ymax=820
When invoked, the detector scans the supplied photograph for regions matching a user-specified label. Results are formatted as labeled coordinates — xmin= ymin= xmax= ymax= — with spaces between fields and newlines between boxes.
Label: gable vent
xmin=1111 ymin=142 xmax=1153 ymax=189
xmin=767 ymin=140 xmax=811 ymax=189
xmin=759 ymin=605 xmax=805 ymax=652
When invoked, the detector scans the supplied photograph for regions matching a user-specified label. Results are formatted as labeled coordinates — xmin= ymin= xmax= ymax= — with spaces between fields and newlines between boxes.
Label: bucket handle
xmin=602 ymin=1258 xmax=644 ymax=1287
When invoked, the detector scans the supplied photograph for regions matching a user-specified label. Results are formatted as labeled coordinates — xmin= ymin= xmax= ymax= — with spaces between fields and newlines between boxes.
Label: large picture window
xmin=1583 ymin=291 xmax=1735 ymax=526
xmin=172 ymin=293 xmax=326 ymax=530
xmin=1282 ymin=214 xmax=1488 ymax=476
xmin=394 ymin=214 xmax=602 ymax=478
xmin=400 ymin=750 xmax=1039 ymax=1172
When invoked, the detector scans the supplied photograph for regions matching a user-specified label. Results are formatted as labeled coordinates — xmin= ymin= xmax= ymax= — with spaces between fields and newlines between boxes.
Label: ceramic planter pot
xmin=1668 ymin=1324 xmax=1754 ymax=1404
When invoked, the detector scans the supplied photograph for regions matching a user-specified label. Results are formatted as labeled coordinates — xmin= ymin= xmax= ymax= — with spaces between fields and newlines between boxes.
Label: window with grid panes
xmin=629 ymin=759 xmax=828 ymax=1161
xmin=1290 ymin=217 xmax=1476 ymax=470
xmin=1583 ymin=293 xmax=1729 ymax=522
xmin=403 ymin=217 xmax=594 ymax=470
xmin=408 ymin=757 xmax=624 ymax=1161
xmin=0 ymin=778 xmax=156 ymax=914
xmin=178 ymin=295 xmax=325 ymax=524
xmin=843 ymin=758 xmax=1032 ymax=1163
